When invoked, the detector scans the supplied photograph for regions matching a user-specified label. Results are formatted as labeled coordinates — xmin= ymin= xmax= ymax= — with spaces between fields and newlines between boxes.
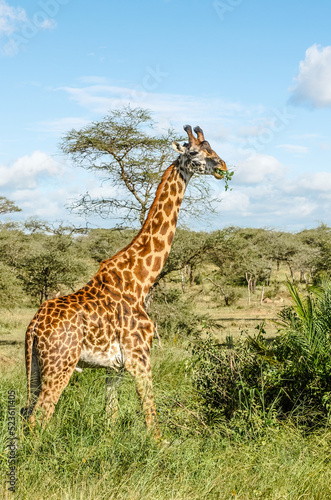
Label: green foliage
xmin=223 ymin=169 xmax=234 ymax=191
xmin=263 ymin=284 xmax=280 ymax=299
xmin=191 ymin=281 xmax=331 ymax=432
xmin=0 ymin=196 xmax=21 ymax=216
xmin=0 ymin=225 xmax=90 ymax=305
xmin=149 ymin=286 xmax=214 ymax=339
xmin=18 ymin=249 xmax=87 ymax=304
xmin=210 ymin=228 xmax=273 ymax=286
xmin=1 ymin=343 xmax=331 ymax=499
xmin=77 ymin=228 xmax=135 ymax=263
xmin=60 ymin=106 xmax=218 ymax=227
xmin=60 ymin=107 xmax=178 ymax=226
xmin=0 ymin=261 xmax=25 ymax=309
xmin=158 ymin=229 xmax=212 ymax=284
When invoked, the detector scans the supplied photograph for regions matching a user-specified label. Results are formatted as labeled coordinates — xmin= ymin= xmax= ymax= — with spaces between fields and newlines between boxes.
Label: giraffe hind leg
xmin=28 ymin=363 xmax=78 ymax=427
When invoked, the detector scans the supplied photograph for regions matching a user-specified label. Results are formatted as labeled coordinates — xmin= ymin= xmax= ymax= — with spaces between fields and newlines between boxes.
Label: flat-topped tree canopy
xmin=59 ymin=107 xmax=223 ymax=228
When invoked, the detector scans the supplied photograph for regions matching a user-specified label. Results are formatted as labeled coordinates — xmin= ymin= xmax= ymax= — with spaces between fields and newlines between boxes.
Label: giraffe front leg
xmin=125 ymin=358 xmax=161 ymax=440
xmin=105 ymin=370 xmax=123 ymax=423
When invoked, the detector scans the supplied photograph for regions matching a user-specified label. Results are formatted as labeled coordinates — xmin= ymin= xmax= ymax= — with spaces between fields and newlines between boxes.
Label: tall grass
xmin=1 ymin=341 xmax=331 ymax=499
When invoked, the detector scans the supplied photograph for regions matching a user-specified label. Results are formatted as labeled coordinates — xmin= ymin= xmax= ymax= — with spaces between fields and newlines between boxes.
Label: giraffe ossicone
xmin=21 ymin=125 xmax=227 ymax=438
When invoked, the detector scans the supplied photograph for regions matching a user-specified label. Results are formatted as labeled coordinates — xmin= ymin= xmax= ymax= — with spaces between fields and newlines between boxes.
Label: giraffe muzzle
xmin=213 ymin=162 xmax=227 ymax=180
xmin=213 ymin=169 xmax=224 ymax=179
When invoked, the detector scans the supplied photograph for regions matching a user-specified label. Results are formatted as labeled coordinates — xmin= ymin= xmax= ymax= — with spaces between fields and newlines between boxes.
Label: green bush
xmin=150 ymin=286 xmax=214 ymax=340
xmin=210 ymin=285 xmax=242 ymax=306
xmin=0 ymin=261 xmax=26 ymax=309
xmin=191 ymin=281 xmax=331 ymax=432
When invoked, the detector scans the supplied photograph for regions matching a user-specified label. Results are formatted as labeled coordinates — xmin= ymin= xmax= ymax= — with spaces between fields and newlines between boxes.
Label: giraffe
xmin=21 ymin=125 xmax=227 ymax=438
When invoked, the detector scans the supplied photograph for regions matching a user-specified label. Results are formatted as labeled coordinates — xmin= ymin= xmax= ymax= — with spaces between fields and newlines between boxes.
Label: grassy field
xmin=1 ymin=328 xmax=331 ymax=499
xmin=0 ymin=307 xmax=35 ymax=342
xmin=1 ymin=273 xmax=330 ymax=499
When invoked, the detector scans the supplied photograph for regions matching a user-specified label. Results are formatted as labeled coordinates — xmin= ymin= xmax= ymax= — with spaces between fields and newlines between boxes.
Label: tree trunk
xmin=180 ymin=268 xmax=186 ymax=293
xmin=260 ymin=285 xmax=265 ymax=305
xmin=154 ymin=322 xmax=163 ymax=349
xmin=288 ymin=264 xmax=295 ymax=283
xmin=246 ymin=272 xmax=252 ymax=305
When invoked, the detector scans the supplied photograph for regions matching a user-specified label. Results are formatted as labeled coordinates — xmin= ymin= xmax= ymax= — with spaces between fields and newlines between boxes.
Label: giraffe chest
xmin=77 ymin=340 xmax=125 ymax=371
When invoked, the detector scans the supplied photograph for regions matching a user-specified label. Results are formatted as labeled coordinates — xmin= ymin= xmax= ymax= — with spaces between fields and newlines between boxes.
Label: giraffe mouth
xmin=213 ymin=168 xmax=225 ymax=180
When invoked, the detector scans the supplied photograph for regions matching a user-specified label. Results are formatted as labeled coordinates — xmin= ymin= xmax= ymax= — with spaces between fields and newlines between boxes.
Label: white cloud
xmin=78 ymin=76 xmax=109 ymax=85
xmin=235 ymin=154 xmax=286 ymax=184
xmin=278 ymin=197 xmax=318 ymax=218
xmin=13 ymin=188 xmax=62 ymax=218
xmin=0 ymin=151 xmax=65 ymax=188
xmin=236 ymin=118 xmax=275 ymax=139
xmin=34 ymin=117 xmax=90 ymax=134
xmin=319 ymin=142 xmax=331 ymax=151
xmin=58 ymin=84 xmax=246 ymax=128
xmin=0 ymin=0 xmax=26 ymax=35
xmin=208 ymin=150 xmax=330 ymax=230
xmin=290 ymin=44 xmax=331 ymax=108
xmin=38 ymin=18 xmax=56 ymax=30
xmin=0 ymin=0 xmax=57 ymax=56
xmin=296 ymin=172 xmax=331 ymax=193
xmin=216 ymin=190 xmax=250 ymax=214
xmin=277 ymin=144 xmax=308 ymax=156
xmin=211 ymin=180 xmax=321 ymax=230
xmin=2 ymin=148 xmax=330 ymax=232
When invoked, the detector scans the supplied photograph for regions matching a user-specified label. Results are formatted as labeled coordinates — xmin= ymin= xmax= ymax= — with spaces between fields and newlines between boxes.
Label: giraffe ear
xmin=172 ymin=141 xmax=186 ymax=154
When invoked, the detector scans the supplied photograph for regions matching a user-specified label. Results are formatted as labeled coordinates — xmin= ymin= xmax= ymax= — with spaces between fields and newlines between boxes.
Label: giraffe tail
xmin=20 ymin=318 xmax=38 ymax=420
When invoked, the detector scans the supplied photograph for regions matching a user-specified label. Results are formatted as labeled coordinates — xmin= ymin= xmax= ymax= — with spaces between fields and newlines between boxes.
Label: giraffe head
xmin=172 ymin=125 xmax=227 ymax=179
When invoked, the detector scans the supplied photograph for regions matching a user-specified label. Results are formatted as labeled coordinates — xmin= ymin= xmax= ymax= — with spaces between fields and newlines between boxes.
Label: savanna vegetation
xmin=0 ymin=108 xmax=330 ymax=498
xmin=1 ymin=220 xmax=331 ymax=499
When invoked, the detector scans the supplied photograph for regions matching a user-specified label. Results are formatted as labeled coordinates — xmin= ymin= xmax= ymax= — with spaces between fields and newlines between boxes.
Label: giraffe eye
xmin=189 ymin=151 xmax=199 ymax=157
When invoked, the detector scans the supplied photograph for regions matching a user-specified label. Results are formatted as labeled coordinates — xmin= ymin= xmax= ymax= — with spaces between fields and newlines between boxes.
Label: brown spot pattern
xmin=21 ymin=144 xmax=216 ymax=440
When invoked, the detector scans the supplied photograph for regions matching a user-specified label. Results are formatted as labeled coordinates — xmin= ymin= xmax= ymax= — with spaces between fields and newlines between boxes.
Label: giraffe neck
xmin=101 ymin=159 xmax=191 ymax=298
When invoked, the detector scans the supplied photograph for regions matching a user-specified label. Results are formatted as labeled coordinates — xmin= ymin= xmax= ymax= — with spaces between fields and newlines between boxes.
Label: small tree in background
xmin=77 ymin=227 xmax=136 ymax=263
xmin=0 ymin=261 xmax=24 ymax=309
xmin=19 ymin=251 xmax=86 ymax=304
xmin=0 ymin=196 xmax=21 ymax=217
xmin=17 ymin=228 xmax=89 ymax=304
xmin=0 ymin=220 xmax=90 ymax=305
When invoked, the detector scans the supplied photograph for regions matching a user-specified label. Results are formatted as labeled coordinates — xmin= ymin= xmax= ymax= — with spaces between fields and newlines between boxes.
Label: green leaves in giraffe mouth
xmin=214 ymin=169 xmax=234 ymax=191
xmin=213 ymin=168 xmax=225 ymax=180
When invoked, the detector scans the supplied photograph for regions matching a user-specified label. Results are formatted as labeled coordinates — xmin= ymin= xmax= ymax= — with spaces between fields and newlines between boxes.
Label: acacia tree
xmin=0 ymin=196 xmax=21 ymax=216
xmin=60 ymin=106 xmax=218 ymax=227
xmin=208 ymin=228 xmax=274 ymax=305
xmin=18 ymin=232 xmax=88 ymax=304
xmin=158 ymin=229 xmax=214 ymax=290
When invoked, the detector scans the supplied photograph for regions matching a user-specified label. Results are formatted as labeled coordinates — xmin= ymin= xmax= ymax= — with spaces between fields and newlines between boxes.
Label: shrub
xmin=191 ymin=281 xmax=331 ymax=432
xmin=210 ymin=286 xmax=242 ymax=306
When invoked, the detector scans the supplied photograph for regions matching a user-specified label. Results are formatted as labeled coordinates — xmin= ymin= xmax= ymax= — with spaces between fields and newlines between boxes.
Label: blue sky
xmin=0 ymin=0 xmax=330 ymax=231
